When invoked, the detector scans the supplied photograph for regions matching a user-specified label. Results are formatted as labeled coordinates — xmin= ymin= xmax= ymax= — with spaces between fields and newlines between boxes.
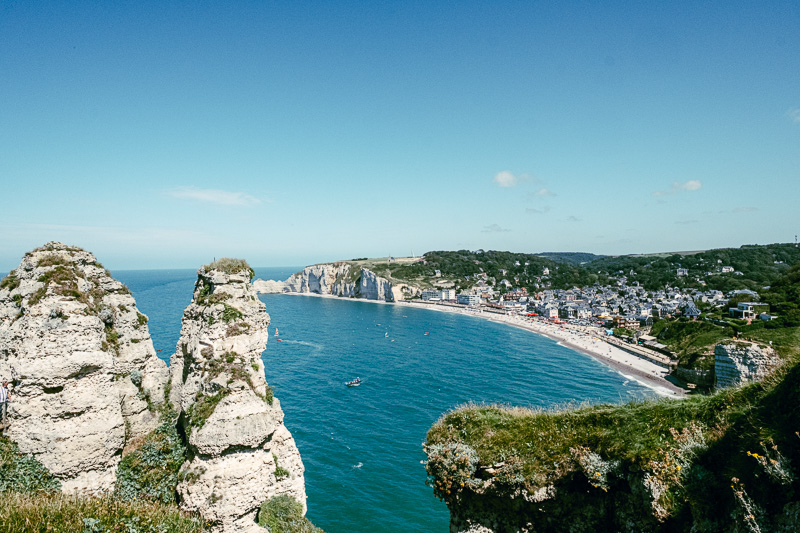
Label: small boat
xmin=345 ymin=377 xmax=362 ymax=387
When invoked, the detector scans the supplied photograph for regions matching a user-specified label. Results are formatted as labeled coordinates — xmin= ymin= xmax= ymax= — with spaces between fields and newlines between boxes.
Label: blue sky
xmin=2 ymin=1 xmax=799 ymax=270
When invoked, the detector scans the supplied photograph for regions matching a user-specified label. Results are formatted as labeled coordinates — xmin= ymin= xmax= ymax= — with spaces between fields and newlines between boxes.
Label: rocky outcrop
xmin=253 ymin=261 xmax=419 ymax=302
xmin=715 ymin=342 xmax=780 ymax=388
xmin=0 ymin=242 xmax=168 ymax=492
xmin=169 ymin=260 xmax=306 ymax=533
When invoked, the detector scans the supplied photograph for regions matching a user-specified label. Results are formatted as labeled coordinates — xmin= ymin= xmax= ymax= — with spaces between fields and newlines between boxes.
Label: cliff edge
xmin=425 ymin=354 xmax=800 ymax=532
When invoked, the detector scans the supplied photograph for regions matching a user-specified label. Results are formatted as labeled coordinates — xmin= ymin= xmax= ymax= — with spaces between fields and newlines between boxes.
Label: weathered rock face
xmin=0 ymin=242 xmax=168 ymax=492
xmin=254 ymin=262 xmax=407 ymax=302
xmin=715 ymin=342 xmax=780 ymax=388
xmin=169 ymin=262 xmax=306 ymax=533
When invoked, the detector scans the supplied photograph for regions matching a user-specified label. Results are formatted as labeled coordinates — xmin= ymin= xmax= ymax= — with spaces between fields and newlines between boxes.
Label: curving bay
xmin=116 ymin=267 xmax=657 ymax=533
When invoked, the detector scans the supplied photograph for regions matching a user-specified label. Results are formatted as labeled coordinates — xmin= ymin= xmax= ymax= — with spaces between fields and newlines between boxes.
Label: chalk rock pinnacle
xmin=0 ymin=242 xmax=169 ymax=492
xmin=169 ymin=259 xmax=306 ymax=533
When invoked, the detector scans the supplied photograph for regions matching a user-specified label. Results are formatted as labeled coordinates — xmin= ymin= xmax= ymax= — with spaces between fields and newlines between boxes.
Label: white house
xmin=421 ymin=289 xmax=441 ymax=301
xmin=457 ymin=293 xmax=482 ymax=306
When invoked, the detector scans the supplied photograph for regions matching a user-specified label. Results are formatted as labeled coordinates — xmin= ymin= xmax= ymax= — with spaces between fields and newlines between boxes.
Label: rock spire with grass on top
xmin=169 ymin=258 xmax=307 ymax=533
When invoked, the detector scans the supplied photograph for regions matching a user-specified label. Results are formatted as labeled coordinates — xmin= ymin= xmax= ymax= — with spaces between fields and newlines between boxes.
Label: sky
xmin=1 ymin=1 xmax=799 ymax=270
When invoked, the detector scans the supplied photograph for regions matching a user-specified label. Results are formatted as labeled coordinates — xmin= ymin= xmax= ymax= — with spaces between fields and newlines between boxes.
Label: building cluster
xmin=419 ymin=274 xmax=773 ymax=328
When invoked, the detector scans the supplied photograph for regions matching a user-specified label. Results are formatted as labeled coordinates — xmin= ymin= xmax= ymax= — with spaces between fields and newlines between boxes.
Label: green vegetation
xmin=258 ymin=494 xmax=323 ymax=533
xmin=116 ymin=419 xmax=186 ymax=504
xmin=0 ymin=492 xmax=203 ymax=533
xmin=0 ymin=271 xmax=19 ymax=291
xmin=186 ymin=389 xmax=229 ymax=430
xmin=221 ymin=303 xmax=242 ymax=323
xmin=273 ymin=454 xmax=290 ymax=480
xmin=203 ymin=258 xmax=255 ymax=279
xmin=364 ymin=243 xmax=800 ymax=295
xmin=0 ymin=437 xmax=61 ymax=494
xmin=104 ymin=324 xmax=121 ymax=354
xmin=195 ymin=278 xmax=233 ymax=307
xmin=36 ymin=253 xmax=68 ymax=267
xmin=1 ymin=438 xmax=197 ymax=533
xmin=762 ymin=262 xmax=800 ymax=327
xmin=591 ymin=243 xmax=800 ymax=292
xmin=651 ymin=319 xmax=732 ymax=370
xmin=425 ymin=352 xmax=800 ymax=530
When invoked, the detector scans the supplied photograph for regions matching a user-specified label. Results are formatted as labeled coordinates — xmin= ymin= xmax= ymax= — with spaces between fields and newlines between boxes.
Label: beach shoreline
xmin=261 ymin=291 xmax=687 ymax=397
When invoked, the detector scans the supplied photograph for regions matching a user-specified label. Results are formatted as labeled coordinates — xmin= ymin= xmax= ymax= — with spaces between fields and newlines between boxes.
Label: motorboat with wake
xmin=345 ymin=377 xmax=362 ymax=387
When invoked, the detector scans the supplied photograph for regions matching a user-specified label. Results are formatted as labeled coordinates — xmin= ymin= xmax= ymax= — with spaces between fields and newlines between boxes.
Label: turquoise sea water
xmin=113 ymin=267 xmax=657 ymax=532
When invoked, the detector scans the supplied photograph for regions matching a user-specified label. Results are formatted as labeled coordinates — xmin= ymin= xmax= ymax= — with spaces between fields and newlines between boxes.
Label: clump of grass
xmin=257 ymin=494 xmax=323 ymax=533
xmin=186 ymin=389 xmax=230 ymax=430
xmin=104 ymin=324 xmax=120 ymax=353
xmin=0 ymin=271 xmax=20 ymax=291
xmin=115 ymin=419 xmax=186 ymax=504
xmin=0 ymin=492 xmax=203 ymax=533
xmin=36 ymin=254 xmax=68 ymax=267
xmin=202 ymin=258 xmax=255 ymax=279
xmin=221 ymin=303 xmax=242 ymax=323
xmin=273 ymin=454 xmax=290 ymax=480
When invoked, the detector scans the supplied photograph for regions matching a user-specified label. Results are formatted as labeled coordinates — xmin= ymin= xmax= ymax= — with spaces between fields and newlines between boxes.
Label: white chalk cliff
xmin=169 ymin=263 xmax=306 ymax=533
xmin=715 ymin=342 xmax=780 ymax=388
xmin=254 ymin=262 xmax=421 ymax=302
xmin=0 ymin=242 xmax=169 ymax=492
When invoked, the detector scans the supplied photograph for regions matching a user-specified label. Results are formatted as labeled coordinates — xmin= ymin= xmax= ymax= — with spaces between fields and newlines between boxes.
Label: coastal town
xmin=412 ymin=263 xmax=774 ymax=378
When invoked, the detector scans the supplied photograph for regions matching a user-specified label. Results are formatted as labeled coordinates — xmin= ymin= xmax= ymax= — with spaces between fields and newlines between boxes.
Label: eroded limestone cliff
xmin=253 ymin=261 xmax=418 ymax=301
xmin=169 ymin=260 xmax=306 ymax=533
xmin=0 ymin=242 xmax=169 ymax=492
xmin=714 ymin=341 xmax=780 ymax=388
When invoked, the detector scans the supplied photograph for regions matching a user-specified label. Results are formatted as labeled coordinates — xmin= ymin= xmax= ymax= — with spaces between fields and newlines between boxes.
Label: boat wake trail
xmin=273 ymin=339 xmax=323 ymax=351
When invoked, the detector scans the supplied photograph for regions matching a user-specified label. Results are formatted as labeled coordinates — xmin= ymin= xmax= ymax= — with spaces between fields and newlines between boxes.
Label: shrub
xmin=257 ymin=494 xmax=323 ymax=533
xmin=115 ymin=420 xmax=186 ymax=504
xmin=0 ymin=437 xmax=61 ymax=494
xmin=424 ymin=442 xmax=480 ymax=502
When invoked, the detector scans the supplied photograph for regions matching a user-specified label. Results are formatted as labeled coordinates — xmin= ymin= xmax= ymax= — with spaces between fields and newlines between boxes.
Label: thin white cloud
xmin=525 ymin=206 xmax=551 ymax=215
xmin=169 ymin=186 xmax=261 ymax=206
xmin=718 ymin=206 xmax=759 ymax=214
xmin=493 ymin=171 xmax=518 ymax=188
xmin=653 ymin=180 xmax=702 ymax=196
xmin=534 ymin=188 xmax=556 ymax=197
xmin=482 ymin=224 xmax=511 ymax=233
xmin=788 ymin=108 xmax=800 ymax=123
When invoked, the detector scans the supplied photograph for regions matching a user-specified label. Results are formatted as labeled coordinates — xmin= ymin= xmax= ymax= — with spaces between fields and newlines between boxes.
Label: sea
xmin=107 ymin=267 xmax=658 ymax=532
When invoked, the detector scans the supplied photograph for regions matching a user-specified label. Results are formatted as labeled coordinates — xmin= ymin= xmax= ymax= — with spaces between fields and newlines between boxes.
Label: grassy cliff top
xmin=202 ymin=258 xmax=254 ymax=278
xmin=425 ymin=352 xmax=800 ymax=526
